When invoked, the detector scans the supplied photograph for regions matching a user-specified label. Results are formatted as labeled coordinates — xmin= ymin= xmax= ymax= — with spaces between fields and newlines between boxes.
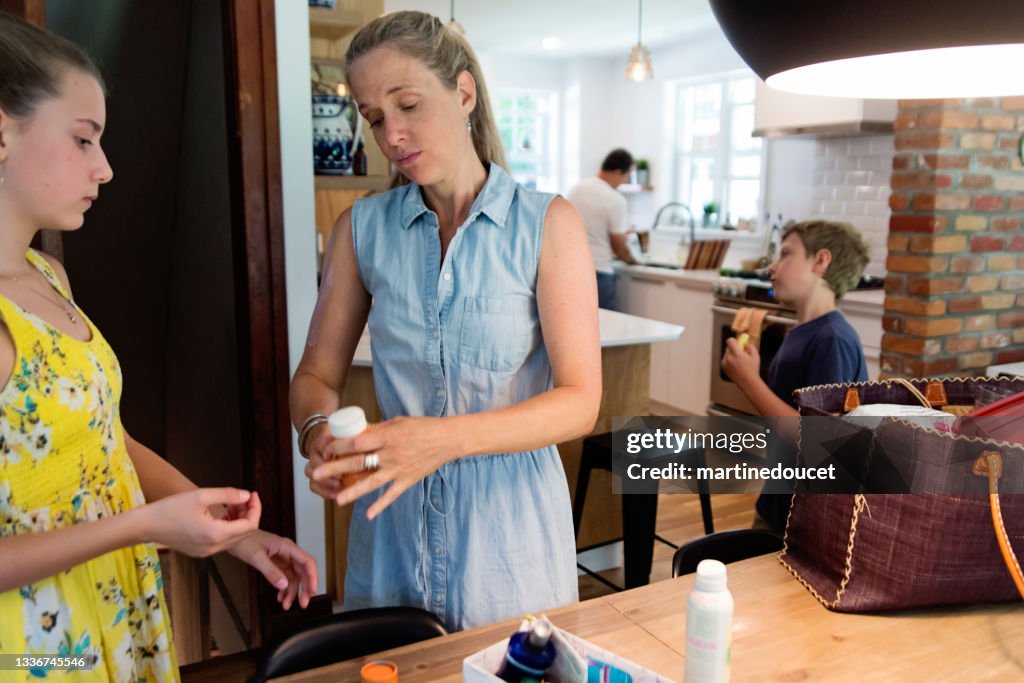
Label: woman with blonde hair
xmin=291 ymin=11 xmax=601 ymax=630
xmin=0 ymin=12 xmax=317 ymax=679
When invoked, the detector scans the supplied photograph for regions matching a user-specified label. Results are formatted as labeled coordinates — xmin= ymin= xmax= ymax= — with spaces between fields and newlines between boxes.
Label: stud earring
xmin=466 ymin=119 xmax=472 ymax=132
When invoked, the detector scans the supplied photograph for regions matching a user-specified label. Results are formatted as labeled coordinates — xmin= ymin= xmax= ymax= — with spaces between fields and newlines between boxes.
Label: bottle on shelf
xmin=353 ymin=140 xmax=368 ymax=176
xmin=685 ymin=559 xmax=733 ymax=683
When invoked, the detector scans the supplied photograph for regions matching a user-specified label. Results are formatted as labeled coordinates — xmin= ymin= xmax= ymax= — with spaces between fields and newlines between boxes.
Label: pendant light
xmin=447 ymin=0 xmax=465 ymax=36
xmin=710 ymin=0 xmax=1024 ymax=98
xmin=626 ymin=0 xmax=653 ymax=82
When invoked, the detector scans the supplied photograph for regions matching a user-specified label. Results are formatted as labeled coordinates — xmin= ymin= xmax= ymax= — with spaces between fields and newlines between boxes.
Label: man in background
xmin=567 ymin=148 xmax=637 ymax=310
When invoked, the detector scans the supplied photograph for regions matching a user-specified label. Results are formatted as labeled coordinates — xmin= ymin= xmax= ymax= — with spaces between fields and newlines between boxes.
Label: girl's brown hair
xmin=0 ymin=11 xmax=106 ymax=120
xmin=344 ymin=11 xmax=507 ymax=187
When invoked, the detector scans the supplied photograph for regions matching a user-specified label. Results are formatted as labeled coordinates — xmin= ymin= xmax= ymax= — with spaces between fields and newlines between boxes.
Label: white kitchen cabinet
xmin=754 ymin=81 xmax=896 ymax=137
xmin=618 ymin=272 xmax=674 ymax=406
xmin=617 ymin=270 xmax=715 ymax=415
xmin=667 ymin=282 xmax=715 ymax=415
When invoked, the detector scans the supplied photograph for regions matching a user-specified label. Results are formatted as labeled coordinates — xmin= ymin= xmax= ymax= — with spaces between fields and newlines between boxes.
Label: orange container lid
xmin=361 ymin=659 xmax=398 ymax=683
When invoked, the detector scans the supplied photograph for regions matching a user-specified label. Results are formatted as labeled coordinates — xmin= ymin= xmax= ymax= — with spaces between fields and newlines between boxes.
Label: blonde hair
xmin=344 ymin=11 xmax=507 ymax=188
xmin=783 ymin=220 xmax=870 ymax=299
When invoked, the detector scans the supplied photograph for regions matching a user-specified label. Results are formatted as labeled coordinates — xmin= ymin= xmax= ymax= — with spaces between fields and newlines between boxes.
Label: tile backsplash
xmin=809 ymin=135 xmax=894 ymax=276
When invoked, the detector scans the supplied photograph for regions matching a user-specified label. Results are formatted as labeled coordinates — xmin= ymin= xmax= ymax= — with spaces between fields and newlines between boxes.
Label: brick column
xmin=882 ymin=97 xmax=1024 ymax=378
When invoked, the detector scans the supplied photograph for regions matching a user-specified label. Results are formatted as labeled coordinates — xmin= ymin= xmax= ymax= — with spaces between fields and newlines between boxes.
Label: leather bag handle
xmin=973 ymin=450 xmax=1024 ymax=600
xmin=844 ymin=378 xmax=956 ymax=413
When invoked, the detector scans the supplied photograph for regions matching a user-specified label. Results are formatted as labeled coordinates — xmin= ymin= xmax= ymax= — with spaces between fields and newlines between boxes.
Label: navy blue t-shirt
xmin=767 ymin=310 xmax=867 ymax=407
xmin=757 ymin=310 xmax=867 ymax=532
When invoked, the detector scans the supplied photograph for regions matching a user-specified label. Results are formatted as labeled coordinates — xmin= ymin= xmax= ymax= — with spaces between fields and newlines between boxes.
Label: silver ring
xmin=362 ymin=453 xmax=380 ymax=472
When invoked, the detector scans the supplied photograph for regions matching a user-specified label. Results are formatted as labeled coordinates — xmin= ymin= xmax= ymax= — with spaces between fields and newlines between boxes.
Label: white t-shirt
xmin=566 ymin=176 xmax=628 ymax=273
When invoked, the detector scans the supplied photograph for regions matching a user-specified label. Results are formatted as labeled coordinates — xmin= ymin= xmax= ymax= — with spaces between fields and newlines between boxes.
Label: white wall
xmin=482 ymin=25 xmax=745 ymax=204
xmin=274 ymin=2 xmax=326 ymax=586
xmin=609 ymin=29 xmax=748 ymax=209
xmin=808 ymin=135 xmax=893 ymax=275
xmin=763 ymin=137 xmax=817 ymax=222
xmin=761 ymin=135 xmax=893 ymax=275
xmin=478 ymin=52 xmax=615 ymax=194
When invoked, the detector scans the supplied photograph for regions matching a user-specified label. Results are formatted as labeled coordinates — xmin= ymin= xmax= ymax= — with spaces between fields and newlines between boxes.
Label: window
xmin=672 ymin=73 xmax=763 ymax=225
xmin=494 ymin=89 xmax=559 ymax=191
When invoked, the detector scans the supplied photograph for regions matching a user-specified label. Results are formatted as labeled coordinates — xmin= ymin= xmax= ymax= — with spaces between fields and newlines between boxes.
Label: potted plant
xmin=702 ymin=201 xmax=719 ymax=227
xmin=634 ymin=158 xmax=650 ymax=187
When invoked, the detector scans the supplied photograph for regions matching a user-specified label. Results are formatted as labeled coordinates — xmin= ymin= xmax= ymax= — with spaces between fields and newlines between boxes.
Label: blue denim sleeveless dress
xmin=346 ymin=164 xmax=579 ymax=630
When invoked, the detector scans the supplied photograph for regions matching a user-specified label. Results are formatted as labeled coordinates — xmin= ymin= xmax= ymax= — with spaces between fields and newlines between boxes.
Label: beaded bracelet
xmin=297 ymin=413 xmax=329 ymax=459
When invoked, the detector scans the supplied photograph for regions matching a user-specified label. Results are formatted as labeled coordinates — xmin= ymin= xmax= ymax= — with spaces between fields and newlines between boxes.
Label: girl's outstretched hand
xmin=227 ymin=527 xmax=319 ymax=610
xmin=139 ymin=487 xmax=260 ymax=556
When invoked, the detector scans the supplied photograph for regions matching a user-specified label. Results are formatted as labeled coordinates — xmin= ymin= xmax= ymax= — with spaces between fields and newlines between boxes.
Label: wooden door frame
xmin=0 ymin=0 xmax=44 ymax=24
xmin=222 ymin=0 xmax=306 ymax=643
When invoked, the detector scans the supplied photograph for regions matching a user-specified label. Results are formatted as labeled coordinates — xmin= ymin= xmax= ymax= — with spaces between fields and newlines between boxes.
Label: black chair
xmin=573 ymin=431 xmax=714 ymax=590
xmin=671 ymin=529 xmax=784 ymax=578
xmin=249 ymin=606 xmax=447 ymax=682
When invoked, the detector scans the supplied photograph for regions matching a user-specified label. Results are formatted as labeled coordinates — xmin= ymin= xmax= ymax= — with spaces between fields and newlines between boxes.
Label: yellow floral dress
xmin=0 ymin=250 xmax=178 ymax=682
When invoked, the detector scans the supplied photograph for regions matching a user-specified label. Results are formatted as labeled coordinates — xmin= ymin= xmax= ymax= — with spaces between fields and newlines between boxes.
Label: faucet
xmin=653 ymin=202 xmax=696 ymax=245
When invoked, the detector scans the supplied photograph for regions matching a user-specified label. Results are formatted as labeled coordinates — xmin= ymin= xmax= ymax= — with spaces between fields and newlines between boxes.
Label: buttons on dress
xmin=442 ymin=272 xmax=452 ymax=281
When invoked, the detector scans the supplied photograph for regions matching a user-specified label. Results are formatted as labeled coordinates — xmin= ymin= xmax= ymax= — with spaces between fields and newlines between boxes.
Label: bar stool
xmin=573 ymin=431 xmax=714 ymax=590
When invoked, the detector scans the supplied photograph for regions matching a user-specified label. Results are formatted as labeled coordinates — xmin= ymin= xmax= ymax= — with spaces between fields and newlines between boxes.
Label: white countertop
xmin=613 ymin=262 xmax=885 ymax=310
xmin=613 ymin=262 xmax=722 ymax=291
xmin=987 ymin=361 xmax=1024 ymax=377
xmin=351 ymin=308 xmax=684 ymax=367
xmin=597 ymin=307 xmax=685 ymax=347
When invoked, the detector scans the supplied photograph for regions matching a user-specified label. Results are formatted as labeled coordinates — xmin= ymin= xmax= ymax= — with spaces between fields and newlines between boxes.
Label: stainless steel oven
xmin=708 ymin=278 xmax=798 ymax=416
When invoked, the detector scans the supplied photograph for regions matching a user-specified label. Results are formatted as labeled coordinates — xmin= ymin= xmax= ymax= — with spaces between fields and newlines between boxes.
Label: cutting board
xmin=683 ymin=239 xmax=731 ymax=269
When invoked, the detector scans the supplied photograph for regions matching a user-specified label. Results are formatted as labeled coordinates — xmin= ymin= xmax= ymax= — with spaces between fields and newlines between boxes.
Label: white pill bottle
xmin=685 ymin=559 xmax=733 ymax=683
xmin=328 ymin=407 xmax=368 ymax=488
xmin=328 ymin=406 xmax=367 ymax=440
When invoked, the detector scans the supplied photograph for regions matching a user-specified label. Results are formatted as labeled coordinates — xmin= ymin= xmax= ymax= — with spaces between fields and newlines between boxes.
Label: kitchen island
xmin=325 ymin=309 xmax=684 ymax=599
xmin=614 ymin=263 xmax=884 ymax=415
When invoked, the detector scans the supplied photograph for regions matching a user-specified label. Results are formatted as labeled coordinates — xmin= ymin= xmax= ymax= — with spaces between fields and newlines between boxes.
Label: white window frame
xmin=666 ymin=70 xmax=766 ymax=230
xmin=493 ymin=88 xmax=560 ymax=192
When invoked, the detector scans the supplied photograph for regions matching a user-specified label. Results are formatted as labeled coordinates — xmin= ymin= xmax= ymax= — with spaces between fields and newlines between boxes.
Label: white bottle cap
xmin=328 ymin=406 xmax=367 ymax=437
xmin=528 ymin=620 xmax=552 ymax=648
xmin=694 ymin=559 xmax=728 ymax=592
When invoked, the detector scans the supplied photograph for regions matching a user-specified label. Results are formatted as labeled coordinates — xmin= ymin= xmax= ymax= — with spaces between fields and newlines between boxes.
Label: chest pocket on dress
xmin=458 ymin=296 xmax=534 ymax=372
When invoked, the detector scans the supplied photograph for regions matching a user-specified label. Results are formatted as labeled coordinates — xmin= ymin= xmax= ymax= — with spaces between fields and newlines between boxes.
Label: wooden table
xmin=270 ymin=554 xmax=1024 ymax=682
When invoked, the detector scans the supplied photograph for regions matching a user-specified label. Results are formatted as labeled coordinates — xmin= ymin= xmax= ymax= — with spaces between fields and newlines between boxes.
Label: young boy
xmin=722 ymin=220 xmax=870 ymax=532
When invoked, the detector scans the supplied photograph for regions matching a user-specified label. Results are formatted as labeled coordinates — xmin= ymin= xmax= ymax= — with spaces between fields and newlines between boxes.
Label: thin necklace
xmin=0 ymin=273 xmax=78 ymax=323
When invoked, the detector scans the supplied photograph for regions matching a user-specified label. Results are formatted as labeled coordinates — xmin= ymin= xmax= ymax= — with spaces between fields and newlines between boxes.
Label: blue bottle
xmin=496 ymin=620 xmax=557 ymax=682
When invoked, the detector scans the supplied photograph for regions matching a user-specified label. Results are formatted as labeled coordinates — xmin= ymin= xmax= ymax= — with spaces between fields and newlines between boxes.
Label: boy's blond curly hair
xmin=782 ymin=220 xmax=869 ymax=299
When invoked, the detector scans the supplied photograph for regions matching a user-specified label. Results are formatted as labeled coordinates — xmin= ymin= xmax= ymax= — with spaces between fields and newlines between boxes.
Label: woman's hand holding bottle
xmin=313 ymin=414 xmax=454 ymax=520
xmin=302 ymin=407 xmax=376 ymax=501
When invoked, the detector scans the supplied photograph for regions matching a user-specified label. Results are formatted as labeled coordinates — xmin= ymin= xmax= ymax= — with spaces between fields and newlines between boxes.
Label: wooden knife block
xmin=683 ymin=239 xmax=731 ymax=269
